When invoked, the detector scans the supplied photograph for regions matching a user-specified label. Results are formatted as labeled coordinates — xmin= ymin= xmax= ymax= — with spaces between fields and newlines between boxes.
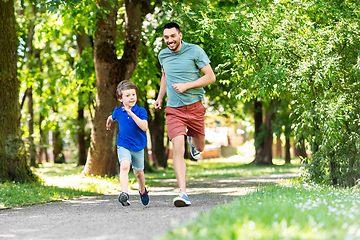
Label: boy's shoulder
xmin=112 ymin=107 xmax=124 ymax=115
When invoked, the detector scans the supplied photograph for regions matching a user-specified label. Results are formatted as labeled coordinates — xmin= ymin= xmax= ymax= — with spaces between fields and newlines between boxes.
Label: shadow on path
xmin=0 ymin=173 xmax=298 ymax=240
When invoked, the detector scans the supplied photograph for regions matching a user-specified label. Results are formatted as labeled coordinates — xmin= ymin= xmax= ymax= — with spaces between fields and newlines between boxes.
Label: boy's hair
xmin=116 ymin=80 xmax=138 ymax=99
xmin=163 ymin=22 xmax=181 ymax=33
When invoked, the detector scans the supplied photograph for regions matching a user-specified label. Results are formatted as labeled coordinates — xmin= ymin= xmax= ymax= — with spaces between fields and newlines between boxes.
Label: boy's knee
xmin=134 ymin=170 xmax=144 ymax=178
xmin=120 ymin=161 xmax=130 ymax=172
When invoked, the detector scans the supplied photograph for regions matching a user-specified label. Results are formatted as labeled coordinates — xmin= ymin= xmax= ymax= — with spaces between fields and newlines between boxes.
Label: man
xmin=154 ymin=22 xmax=216 ymax=207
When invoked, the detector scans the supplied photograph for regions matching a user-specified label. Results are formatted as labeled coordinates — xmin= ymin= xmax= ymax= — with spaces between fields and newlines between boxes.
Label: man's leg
xmin=172 ymin=135 xmax=187 ymax=194
xmin=189 ymin=137 xmax=205 ymax=152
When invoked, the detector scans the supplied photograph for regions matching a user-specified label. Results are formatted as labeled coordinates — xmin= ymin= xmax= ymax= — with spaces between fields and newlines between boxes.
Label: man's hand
xmin=172 ymin=83 xmax=188 ymax=93
xmin=154 ymin=98 xmax=163 ymax=110
xmin=106 ymin=115 xmax=114 ymax=130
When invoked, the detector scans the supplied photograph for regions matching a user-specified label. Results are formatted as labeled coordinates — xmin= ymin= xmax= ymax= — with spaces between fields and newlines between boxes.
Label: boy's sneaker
xmin=188 ymin=136 xmax=200 ymax=161
xmin=118 ymin=192 xmax=130 ymax=206
xmin=139 ymin=188 xmax=149 ymax=206
xmin=173 ymin=193 xmax=191 ymax=207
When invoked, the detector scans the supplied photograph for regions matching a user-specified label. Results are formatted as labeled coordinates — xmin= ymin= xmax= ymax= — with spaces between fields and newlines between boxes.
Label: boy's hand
xmin=106 ymin=115 xmax=113 ymax=130
xmin=122 ymin=105 xmax=132 ymax=115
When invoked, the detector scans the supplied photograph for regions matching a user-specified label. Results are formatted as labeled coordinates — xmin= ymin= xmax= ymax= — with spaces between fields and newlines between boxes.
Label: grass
xmin=0 ymin=156 xmax=301 ymax=209
xmin=157 ymin=180 xmax=360 ymax=240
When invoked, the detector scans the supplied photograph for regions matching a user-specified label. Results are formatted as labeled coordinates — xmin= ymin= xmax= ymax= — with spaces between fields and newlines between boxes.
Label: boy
xmin=106 ymin=80 xmax=149 ymax=206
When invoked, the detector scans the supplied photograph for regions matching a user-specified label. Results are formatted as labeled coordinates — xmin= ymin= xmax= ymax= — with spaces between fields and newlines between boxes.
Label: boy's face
xmin=119 ymin=89 xmax=137 ymax=109
xmin=163 ymin=27 xmax=182 ymax=52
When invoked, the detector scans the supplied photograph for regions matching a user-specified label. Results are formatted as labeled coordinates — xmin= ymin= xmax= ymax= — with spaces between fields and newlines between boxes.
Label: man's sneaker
xmin=139 ymin=188 xmax=149 ymax=206
xmin=173 ymin=193 xmax=191 ymax=207
xmin=188 ymin=136 xmax=200 ymax=161
xmin=118 ymin=192 xmax=130 ymax=206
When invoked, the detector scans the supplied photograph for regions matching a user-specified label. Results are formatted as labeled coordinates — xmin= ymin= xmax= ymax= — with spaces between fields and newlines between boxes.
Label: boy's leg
xmin=133 ymin=169 xmax=146 ymax=194
xmin=119 ymin=160 xmax=131 ymax=193
xmin=172 ymin=135 xmax=187 ymax=194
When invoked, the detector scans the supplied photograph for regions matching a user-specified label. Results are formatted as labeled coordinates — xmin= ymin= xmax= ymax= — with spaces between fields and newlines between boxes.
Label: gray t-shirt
xmin=158 ymin=41 xmax=211 ymax=107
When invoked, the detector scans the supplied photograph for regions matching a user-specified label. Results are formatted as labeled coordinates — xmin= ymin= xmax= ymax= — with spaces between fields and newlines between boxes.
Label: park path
xmin=0 ymin=173 xmax=298 ymax=240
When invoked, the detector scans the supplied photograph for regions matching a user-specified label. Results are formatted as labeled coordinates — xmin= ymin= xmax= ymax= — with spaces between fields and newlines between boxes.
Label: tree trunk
xmin=0 ymin=0 xmax=35 ymax=182
xmin=144 ymin=95 xmax=167 ymax=169
xmin=284 ymin=120 xmax=291 ymax=164
xmin=76 ymin=30 xmax=93 ymax=166
xmin=36 ymin=49 xmax=48 ymax=164
xmin=53 ymin=125 xmax=65 ymax=163
xmin=276 ymin=134 xmax=282 ymax=158
xmin=27 ymin=87 xmax=37 ymax=167
xmin=253 ymin=99 xmax=274 ymax=165
xmin=285 ymin=136 xmax=291 ymax=164
xmin=294 ymin=136 xmax=307 ymax=159
xmin=83 ymin=0 xmax=153 ymax=176
xmin=26 ymin=3 xmax=37 ymax=167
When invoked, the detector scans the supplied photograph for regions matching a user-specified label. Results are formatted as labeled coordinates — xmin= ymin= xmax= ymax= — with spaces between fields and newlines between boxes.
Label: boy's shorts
xmin=165 ymin=101 xmax=206 ymax=140
xmin=117 ymin=146 xmax=144 ymax=171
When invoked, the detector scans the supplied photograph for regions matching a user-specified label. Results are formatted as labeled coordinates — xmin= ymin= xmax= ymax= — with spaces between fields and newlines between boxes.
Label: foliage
xmin=167 ymin=0 xmax=360 ymax=185
xmin=10 ymin=0 xmax=360 ymax=183
xmin=158 ymin=181 xmax=360 ymax=240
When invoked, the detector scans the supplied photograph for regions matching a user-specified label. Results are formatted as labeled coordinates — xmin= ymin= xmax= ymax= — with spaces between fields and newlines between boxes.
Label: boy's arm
xmin=154 ymin=71 xmax=167 ymax=110
xmin=106 ymin=115 xmax=115 ymax=130
xmin=172 ymin=64 xmax=216 ymax=93
xmin=123 ymin=107 xmax=148 ymax=132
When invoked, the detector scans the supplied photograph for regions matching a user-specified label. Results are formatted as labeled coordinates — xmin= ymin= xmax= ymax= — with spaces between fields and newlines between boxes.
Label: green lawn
xmin=157 ymin=181 xmax=360 ymax=240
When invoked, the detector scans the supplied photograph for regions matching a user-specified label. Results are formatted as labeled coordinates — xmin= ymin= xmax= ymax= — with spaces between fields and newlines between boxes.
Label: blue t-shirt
xmin=158 ymin=41 xmax=211 ymax=107
xmin=112 ymin=103 xmax=147 ymax=151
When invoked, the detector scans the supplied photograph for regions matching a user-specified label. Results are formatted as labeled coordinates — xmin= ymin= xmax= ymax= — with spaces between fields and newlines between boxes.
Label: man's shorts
xmin=165 ymin=101 xmax=206 ymax=140
xmin=117 ymin=146 xmax=144 ymax=171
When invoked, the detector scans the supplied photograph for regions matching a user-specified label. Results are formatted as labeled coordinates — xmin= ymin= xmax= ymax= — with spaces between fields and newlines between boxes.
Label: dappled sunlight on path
xmin=0 ymin=173 xmax=299 ymax=240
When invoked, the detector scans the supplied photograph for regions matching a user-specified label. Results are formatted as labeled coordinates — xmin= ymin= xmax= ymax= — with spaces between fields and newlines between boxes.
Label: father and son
xmin=106 ymin=22 xmax=216 ymax=207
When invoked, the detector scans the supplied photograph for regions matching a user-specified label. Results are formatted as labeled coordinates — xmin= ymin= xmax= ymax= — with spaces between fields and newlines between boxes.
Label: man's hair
xmin=116 ymin=80 xmax=138 ymax=99
xmin=163 ymin=22 xmax=181 ymax=33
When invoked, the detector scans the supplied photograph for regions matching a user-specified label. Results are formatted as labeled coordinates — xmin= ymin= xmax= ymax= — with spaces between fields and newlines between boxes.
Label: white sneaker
xmin=173 ymin=193 xmax=191 ymax=207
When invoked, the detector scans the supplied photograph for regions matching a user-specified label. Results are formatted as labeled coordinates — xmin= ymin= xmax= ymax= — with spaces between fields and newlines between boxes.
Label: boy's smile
xmin=120 ymin=89 xmax=137 ymax=109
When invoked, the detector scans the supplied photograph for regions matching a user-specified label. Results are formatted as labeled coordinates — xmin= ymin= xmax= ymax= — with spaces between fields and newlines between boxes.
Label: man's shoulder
xmin=159 ymin=47 xmax=171 ymax=56
xmin=183 ymin=42 xmax=202 ymax=50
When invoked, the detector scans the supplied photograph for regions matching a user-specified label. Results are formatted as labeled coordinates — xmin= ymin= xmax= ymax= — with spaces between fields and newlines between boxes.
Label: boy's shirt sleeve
xmin=112 ymin=107 xmax=119 ymax=121
xmin=139 ymin=107 xmax=148 ymax=121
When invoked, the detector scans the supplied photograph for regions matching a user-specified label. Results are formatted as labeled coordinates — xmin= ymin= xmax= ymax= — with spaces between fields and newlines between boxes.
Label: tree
xmin=83 ymin=0 xmax=156 ymax=176
xmin=0 ymin=0 xmax=36 ymax=182
xmin=182 ymin=0 xmax=360 ymax=185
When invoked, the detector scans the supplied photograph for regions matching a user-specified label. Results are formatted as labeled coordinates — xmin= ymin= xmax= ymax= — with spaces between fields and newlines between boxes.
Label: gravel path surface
xmin=0 ymin=173 xmax=298 ymax=240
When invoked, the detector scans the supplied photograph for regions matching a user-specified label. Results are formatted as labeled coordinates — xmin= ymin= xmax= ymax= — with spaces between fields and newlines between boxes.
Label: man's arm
xmin=154 ymin=71 xmax=167 ymax=110
xmin=172 ymin=64 xmax=216 ymax=93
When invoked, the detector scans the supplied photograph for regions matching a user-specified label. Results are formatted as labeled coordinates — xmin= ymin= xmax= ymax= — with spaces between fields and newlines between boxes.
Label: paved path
xmin=0 ymin=173 xmax=298 ymax=240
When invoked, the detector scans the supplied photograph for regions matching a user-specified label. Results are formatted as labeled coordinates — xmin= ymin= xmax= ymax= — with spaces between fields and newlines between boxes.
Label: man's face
xmin=163 ymin=27 xmax=182 ymax=52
